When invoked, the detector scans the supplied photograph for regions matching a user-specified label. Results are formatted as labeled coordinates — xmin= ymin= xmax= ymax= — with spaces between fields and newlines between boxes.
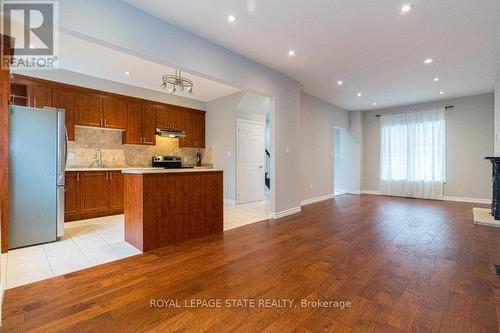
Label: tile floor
xmin=2 ymin=201 xmax=270 ymax=289
xmin=224 ymin=200 xmax=270 ymax=230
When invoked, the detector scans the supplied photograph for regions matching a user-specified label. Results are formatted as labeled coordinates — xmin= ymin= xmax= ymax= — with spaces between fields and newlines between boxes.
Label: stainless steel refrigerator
xmin=9 ymin=105 xmax=67 ymax=249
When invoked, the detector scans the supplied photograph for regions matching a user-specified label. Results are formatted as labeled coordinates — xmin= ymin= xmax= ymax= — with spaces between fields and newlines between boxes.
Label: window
xmin=380 ymin=108 xmax=446 ymax=199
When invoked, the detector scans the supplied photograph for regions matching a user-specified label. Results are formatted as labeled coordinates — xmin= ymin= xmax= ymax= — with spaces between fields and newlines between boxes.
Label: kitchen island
xmin=122 ymin=168 xmax=223 ymax=251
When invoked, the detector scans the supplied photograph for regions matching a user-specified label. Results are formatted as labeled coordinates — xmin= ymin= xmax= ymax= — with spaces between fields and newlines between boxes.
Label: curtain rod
xmin=375 ymin=105 xmax=454 ymax=117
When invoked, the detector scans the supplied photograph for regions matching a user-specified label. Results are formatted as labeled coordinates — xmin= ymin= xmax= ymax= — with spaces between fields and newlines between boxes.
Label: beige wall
xmin=362 ymin=93 xmax=494 ymax=200
xmin=299 ymin=92 xmax=349 ymax=202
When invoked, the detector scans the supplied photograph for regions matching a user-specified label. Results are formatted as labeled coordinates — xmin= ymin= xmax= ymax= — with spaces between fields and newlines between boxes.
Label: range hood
xmin=156 ymin=128 xmax=186 ymax=138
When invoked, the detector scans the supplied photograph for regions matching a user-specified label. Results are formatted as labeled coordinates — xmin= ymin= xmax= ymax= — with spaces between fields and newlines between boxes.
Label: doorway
xmin=334 ymin=128 xmax=345 ymax=196
xmin=236 ymin=119 xmax=265 ymax=204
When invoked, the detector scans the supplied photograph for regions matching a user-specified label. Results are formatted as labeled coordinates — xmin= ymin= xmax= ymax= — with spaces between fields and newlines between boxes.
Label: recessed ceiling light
xmin=401 ymin=4 xmax=412 ymax=13
xmin=337 ymin=80 xmax=343 ymax=86
xmin=440 ymin=91 xmax=444 ymax=95
xmin=357 ymin=92 xmax=362 ymax=97
xmin=424 ymin=58 xmax=434 ymax=64
xmin=227 ymin=15 xmax=236 ymax=23
xmin=372 ymin=102 xmax=377 ymax=106
xmin=288 ymin=50 xmax=296 ymax=57
xmin=433 ymin=77 xmax=439 ymax=82
xmin=124 ymin=71 xmax=131 ymax=76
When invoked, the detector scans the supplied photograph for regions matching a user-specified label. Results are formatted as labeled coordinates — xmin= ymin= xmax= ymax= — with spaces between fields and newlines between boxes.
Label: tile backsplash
xmin=67 ymin=126 xmax=213 ymax=168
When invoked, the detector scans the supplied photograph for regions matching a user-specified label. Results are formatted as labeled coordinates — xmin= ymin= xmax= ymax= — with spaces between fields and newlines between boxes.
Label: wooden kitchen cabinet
xmin=179 ymin=110 xmax=194 ymax=148
xmin=123 ymin=102 xmax=156 ymax=145
xmin=193 ymin=111 xmax=205 ymax=148
xmin=156 ymin=105 xmax=185 ymax=131
xmin=142 ymin=104 xmax=156 ymax=145
xmin=53 ymin=88 xmax=76 ymax=141
xmin=74 ymin=92 xmax=103 ymax=127
xmin=108 ymin=171 xmax=124 ymax=211
xmin=65 ymin=171 xmax=125 ymax=222
xmin=180 ymin=110 xmax=205 ymax=148
xmin=79 ymin=171 xmax=109 ymax=215
xmin=102 ymin=97 xmax=127 ymax=129
xmin=29 ymin=85 xmax=53 ymax=108
xmin=10 ymin=74 xmax=206 ymax=147
xmin=64 ymin=172 xmax=80 ymax=219
xmin=123 ymin=102 xmax=143 ymax=144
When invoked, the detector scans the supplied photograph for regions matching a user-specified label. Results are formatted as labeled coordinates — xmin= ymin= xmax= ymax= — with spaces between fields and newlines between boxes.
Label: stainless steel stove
xmin=152 ymin=156 xmax=192 ymax=169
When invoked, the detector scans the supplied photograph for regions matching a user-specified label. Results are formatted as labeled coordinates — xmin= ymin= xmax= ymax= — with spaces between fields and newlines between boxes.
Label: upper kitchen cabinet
xmin=29 ymin=85 xmax=53 ymax=108
xmin=53 ymin=88 xmax=76 ymax=141
xmin=74 ymin=92 xmax=103 ymax=127
xmin=142 ymin=104 xmax=156 ymax=145
xmin=156 ymin=104 xmax=185 ymax=131
xmin=102 ymin=97 xmax=127 ymax=130
xmin=123 ymin=102 xmax=156 ymax=145
xmin=193 ymin=111 xmax=205 ymax=148
xmin=180 ymin=110 xmax=205 ymax=148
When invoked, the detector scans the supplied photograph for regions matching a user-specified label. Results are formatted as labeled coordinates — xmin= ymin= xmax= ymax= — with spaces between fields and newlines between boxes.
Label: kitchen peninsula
xmin=123 ymin=168 xmax=223 ymax=251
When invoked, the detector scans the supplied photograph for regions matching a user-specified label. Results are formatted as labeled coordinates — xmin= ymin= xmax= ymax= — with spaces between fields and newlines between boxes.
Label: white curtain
xmin=380 ymin=108 xmax=446 ymax=199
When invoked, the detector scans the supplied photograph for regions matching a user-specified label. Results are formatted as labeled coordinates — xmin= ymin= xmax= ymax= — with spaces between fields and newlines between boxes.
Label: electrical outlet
xmin=309 ymin=185 xmax=313 ymax=191
xmin=67 ymin=152 xmax=75 ymax=160
xmin=226 ymin=150 xmax=231 ymax=157
xmin=285 ymin=146 xmax=290 ymax=154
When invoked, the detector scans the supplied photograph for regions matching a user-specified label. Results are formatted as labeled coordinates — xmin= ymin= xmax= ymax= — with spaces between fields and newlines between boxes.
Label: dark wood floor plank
xmin=2 ymin=195 xmax=500 ymax=332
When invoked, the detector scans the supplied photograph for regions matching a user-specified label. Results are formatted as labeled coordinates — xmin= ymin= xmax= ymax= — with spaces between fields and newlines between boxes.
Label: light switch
xmin=226 ymin=150 xmax=231 ymax=157
xmin=285 ymin=147 xmax=290 ymax=154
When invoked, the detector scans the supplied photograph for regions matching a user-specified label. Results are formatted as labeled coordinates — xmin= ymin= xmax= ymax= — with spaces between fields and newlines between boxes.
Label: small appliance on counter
xmin=196 ymin=152 xmax=202 ymax=167
xmin=152 ymin=156 xmax=193 ymax=169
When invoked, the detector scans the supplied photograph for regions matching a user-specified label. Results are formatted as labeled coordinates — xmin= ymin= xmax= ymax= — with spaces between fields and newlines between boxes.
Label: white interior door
xmin=237 ymin=119 xmax=265 ymax=204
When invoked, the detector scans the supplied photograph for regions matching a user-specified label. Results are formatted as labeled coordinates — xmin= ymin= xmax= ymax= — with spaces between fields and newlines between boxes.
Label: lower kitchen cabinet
xmin=79 ymin=171 xmax=109 ymax=215
xmin=108 ymin=171 xmax=124 ymax=211
xmin=65 ymin=171 xmax=124 ymax=222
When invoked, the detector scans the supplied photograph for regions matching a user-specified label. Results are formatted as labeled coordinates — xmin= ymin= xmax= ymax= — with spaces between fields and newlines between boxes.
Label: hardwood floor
xmin=3 ymin=195 xmax=500 ymax=332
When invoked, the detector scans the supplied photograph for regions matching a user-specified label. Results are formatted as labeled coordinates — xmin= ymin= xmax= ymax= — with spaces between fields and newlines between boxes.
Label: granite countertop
xmin=122 ymin=168 xmax=222 ymax=174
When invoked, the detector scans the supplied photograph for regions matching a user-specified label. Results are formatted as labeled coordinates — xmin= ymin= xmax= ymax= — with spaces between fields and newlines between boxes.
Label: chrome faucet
xmin=89 ymin=149 xmax=104 ymax=168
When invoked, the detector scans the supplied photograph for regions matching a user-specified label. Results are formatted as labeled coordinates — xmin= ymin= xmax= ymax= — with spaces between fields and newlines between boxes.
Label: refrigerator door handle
xmin=54 ymin=108 xmax=66 ymax=186
xmin=64 ymin=128 xmax=68 ymax=170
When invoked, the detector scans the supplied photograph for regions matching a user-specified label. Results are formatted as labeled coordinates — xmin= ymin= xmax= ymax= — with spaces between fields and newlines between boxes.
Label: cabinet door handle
xmin=109 ymin=172 xmax=113 ymax=180
xmin=76 ymin=172 xmax=80 ymax=182
xmin=104 ymin=119 xmax=107 ymax=127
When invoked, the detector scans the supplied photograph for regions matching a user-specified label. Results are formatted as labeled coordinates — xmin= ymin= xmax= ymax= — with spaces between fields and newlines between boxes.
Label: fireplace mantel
xmin=485 ymin=157 xmax=500 ymax=220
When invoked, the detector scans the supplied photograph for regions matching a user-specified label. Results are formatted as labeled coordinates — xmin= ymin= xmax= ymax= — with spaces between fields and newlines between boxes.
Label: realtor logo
xmin=1 ymin=0 xmax=59 ymax=70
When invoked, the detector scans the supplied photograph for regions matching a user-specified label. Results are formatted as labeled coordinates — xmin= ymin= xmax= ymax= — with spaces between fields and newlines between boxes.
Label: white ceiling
xmin=123 ymin=0 xmax=500 ymax=110
xmin=56 ymin=32 xmax=240 ymax=102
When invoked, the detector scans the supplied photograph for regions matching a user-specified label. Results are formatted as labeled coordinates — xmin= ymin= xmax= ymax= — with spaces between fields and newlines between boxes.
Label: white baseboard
xmin=337 ymin=189 xmax=361 ymax=195
xmin=361 ymin=190 xmax=381 ymax=195
xmin=360 ymin=190 xmax=491 ymax=204
xmin=270 ymin=206 xmax=301 ymax=219
xmin=441 ymin=196 xmax=491 ymax=204
xmin=223 ymin=199 xmax=236 ymax=205
xmin=300 ymin=194 xmax=334 ymax=206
